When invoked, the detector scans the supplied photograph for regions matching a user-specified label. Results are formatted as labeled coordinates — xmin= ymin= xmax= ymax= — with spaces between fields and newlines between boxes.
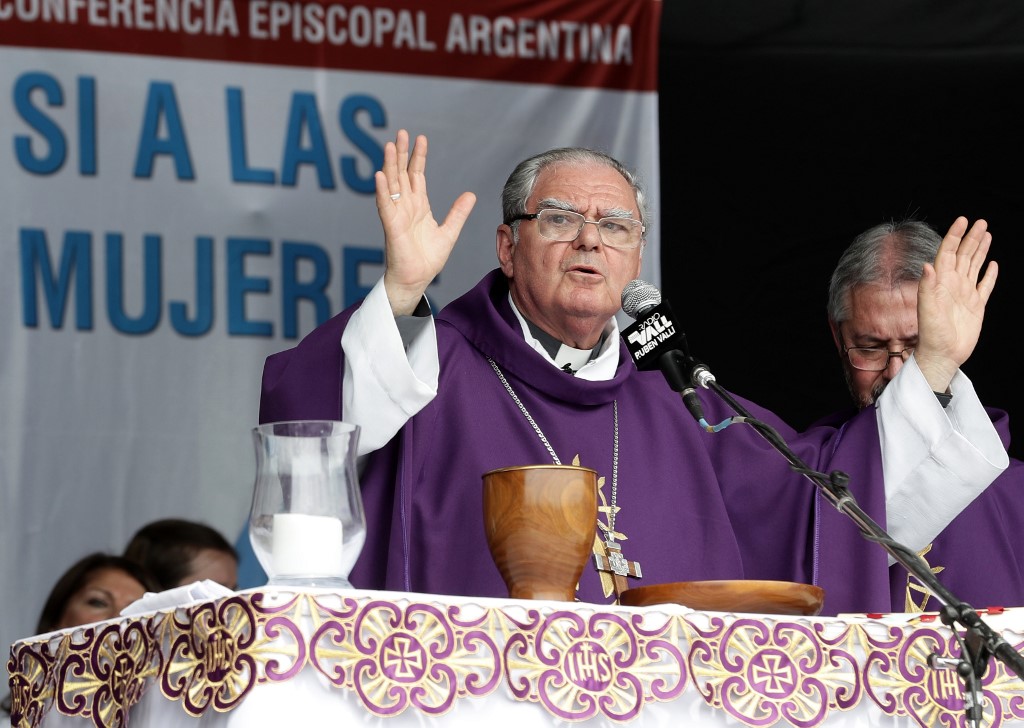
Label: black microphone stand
xmin=679 ymin=356 xmax=1024 ymax=728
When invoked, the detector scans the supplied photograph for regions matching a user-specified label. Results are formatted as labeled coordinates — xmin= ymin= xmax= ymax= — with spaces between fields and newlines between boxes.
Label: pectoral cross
xmin=905 ymin=542 xmax=944 ymax=613
xmin=593 ymin=534 xmax=642 ymax=600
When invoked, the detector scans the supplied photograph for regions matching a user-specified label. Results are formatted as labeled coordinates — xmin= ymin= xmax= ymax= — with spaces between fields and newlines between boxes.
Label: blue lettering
xmin=227 ymin=237 xmax=272 ymax=336
xmin=169 ymin=236 xmax=215 ymax=336
xmin=281 ymin=92 xmax=335 ymax=189
xmin=106 ymin=233 xmax=162 ymax=334
xmin=226 ymin=87 xmax=275 ymax=184
xmin=339 ymin=95 xmax=385 ymax=194
xmin=79 ymin=76 xmax=97 ymax=175
xmin=13 ymin=72 xmax=67 ymax=175
xmin=20 ymin=228 xmax=93 ymax=329
xmin=281 ymin=242 xmax=331 ymax=339
xmin=18 ymin=232 xmax=392 ymax=338
xmin=134 ymin=82 xmax=195 ymax=179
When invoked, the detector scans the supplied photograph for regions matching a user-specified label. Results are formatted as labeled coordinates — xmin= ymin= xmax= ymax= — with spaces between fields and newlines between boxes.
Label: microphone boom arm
xmin=697 ymin=376 xmax=1024 ymax=689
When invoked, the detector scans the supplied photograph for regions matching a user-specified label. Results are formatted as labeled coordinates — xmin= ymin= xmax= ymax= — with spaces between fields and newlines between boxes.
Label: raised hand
xmin=915 ymin=216 xmax=999 ymax=392
xmin=376 ymin=130 xmax=477 ymax=316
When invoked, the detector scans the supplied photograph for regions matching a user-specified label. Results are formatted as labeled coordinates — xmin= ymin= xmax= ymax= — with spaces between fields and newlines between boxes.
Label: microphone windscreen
xmin=621 ymin=279 xmax=661 ymax=319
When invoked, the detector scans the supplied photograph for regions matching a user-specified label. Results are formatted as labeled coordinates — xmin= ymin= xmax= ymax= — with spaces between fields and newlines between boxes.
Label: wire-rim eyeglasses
xmin=506 ymin=209 xmax=645 ymax=249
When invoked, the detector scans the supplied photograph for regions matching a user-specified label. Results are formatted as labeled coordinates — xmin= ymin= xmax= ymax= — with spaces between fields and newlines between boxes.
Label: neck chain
xmin=487 ymin=357 xmax=620 ymax=533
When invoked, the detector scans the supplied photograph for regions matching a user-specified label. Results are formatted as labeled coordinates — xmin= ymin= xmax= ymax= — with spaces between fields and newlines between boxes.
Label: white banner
xmin=0 ymin=0 xmax=661 ymax=654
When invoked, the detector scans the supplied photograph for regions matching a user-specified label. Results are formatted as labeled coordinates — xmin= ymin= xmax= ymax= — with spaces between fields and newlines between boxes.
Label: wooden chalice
xmin=482 ymin=464 xmax=598 ymax=602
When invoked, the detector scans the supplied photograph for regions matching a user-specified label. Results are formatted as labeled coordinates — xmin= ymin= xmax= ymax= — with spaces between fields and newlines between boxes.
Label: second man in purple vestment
xmin=819 ymin=218 xmax=1024 ymax=613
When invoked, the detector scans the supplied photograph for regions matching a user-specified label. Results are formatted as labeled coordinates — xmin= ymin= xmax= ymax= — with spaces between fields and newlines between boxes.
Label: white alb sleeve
xmin=341 ymin=278 xmax=440 ymax=456
xmin=879 ymin=355 xmax=1008 ymax=555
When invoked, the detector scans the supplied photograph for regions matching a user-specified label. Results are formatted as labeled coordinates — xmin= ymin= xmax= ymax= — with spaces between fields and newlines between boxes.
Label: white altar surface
xmin=8 ymin=587 xmax=1024 ymax=727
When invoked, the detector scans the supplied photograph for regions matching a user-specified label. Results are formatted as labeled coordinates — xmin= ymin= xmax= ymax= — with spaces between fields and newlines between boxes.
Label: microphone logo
xmin=625 ymin=312 xmax=678 ymax=362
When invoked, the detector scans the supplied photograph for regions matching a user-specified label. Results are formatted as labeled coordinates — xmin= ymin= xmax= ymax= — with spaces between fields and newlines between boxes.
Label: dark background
xmin=657 ymin=1 xmax=1024 ymax=458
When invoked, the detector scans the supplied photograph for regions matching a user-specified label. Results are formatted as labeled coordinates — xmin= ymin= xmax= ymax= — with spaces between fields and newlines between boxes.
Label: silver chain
xmin=487 ymin=357 xmax=619 ymax=533
xmin=611 ymin=400 xmax=619 ymax=533
xmin=488 ymin=358 xmax=560 ymax=465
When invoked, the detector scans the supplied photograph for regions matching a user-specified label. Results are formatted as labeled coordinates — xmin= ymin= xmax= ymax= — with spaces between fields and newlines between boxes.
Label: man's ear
xmin=497 ymin=225 xmax=515 ymax=277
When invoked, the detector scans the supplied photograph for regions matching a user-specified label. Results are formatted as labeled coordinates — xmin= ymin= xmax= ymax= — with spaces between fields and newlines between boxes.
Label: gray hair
xmin=501 ymin=147 xmax=650 ymax=242
xmin=827 ymin=219 xmax=941 ymax=324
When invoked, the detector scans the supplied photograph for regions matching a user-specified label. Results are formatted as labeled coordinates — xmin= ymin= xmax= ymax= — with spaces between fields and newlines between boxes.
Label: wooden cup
xmin=482 ymin=464 xmax=598 ymax=602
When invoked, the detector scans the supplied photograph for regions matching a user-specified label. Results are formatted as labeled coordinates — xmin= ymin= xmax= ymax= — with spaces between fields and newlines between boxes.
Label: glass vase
xmin=248 ymin=420 xmax=366 ymax=588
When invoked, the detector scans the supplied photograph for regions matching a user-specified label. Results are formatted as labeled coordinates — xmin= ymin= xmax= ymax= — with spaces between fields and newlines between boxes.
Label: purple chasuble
xmin=260 ymin=270 xmax=900 ymax=615
xmin=815 ymin=407 xmax=1024 ymax=613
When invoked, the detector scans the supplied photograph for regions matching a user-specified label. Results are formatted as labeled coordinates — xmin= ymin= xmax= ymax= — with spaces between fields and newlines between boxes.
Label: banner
xmin=0 ymin=0 xmax=661 ymax=653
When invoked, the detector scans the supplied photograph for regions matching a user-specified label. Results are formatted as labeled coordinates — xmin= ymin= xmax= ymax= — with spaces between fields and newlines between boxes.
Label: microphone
xmin=620 ymin=278 xmax=662 ymax=320
xmin=620 ymin=279 xmax=686 ymax=372
xmin=620 ymin=280 xmax=714 ymax=424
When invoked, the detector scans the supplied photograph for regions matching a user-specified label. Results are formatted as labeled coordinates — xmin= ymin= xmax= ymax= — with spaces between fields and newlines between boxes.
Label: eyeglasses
xmin=506 ymin=209 xmax=645 ymax=249
xmin=839 ymin=327 xmax=915 ymax=371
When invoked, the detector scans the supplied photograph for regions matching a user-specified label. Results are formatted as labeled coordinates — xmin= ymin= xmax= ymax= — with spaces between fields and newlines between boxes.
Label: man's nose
xmin=572 ymin=220 xmax=602 ymax=250
xmin=882 ymin=351 xmax=908 ymax=379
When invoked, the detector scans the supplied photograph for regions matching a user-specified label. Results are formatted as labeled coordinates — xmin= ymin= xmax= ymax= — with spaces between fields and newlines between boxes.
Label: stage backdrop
xmin=0 ymin=0 xmax=662 ymax=654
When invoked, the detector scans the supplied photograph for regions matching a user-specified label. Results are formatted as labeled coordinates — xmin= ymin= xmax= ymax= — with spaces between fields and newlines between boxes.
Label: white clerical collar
xmin=507 ymin=293 xmax=619 ymax=381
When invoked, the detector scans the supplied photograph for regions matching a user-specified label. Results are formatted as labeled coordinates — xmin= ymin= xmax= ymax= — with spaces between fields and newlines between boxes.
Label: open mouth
xmin=568 ymin=264 xmax=602 ymax=276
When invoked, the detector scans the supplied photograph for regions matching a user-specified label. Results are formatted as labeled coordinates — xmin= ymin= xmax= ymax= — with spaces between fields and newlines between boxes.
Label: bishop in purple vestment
xmin=260 ymin=132 xmax=1005 ymax=616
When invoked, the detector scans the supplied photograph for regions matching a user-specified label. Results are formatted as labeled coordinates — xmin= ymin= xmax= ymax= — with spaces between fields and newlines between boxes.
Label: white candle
xmin=272 ymin=513 xmax=344 ymax=577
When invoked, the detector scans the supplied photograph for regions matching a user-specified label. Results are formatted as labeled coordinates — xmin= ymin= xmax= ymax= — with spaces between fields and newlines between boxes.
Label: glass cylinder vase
xmin=248 ymin=420 xmax=366 ymax=588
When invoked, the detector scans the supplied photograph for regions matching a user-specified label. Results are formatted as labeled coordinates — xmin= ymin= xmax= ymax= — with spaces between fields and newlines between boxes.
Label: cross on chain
xmin=593 ymin=534 xmax=642 ymax=599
